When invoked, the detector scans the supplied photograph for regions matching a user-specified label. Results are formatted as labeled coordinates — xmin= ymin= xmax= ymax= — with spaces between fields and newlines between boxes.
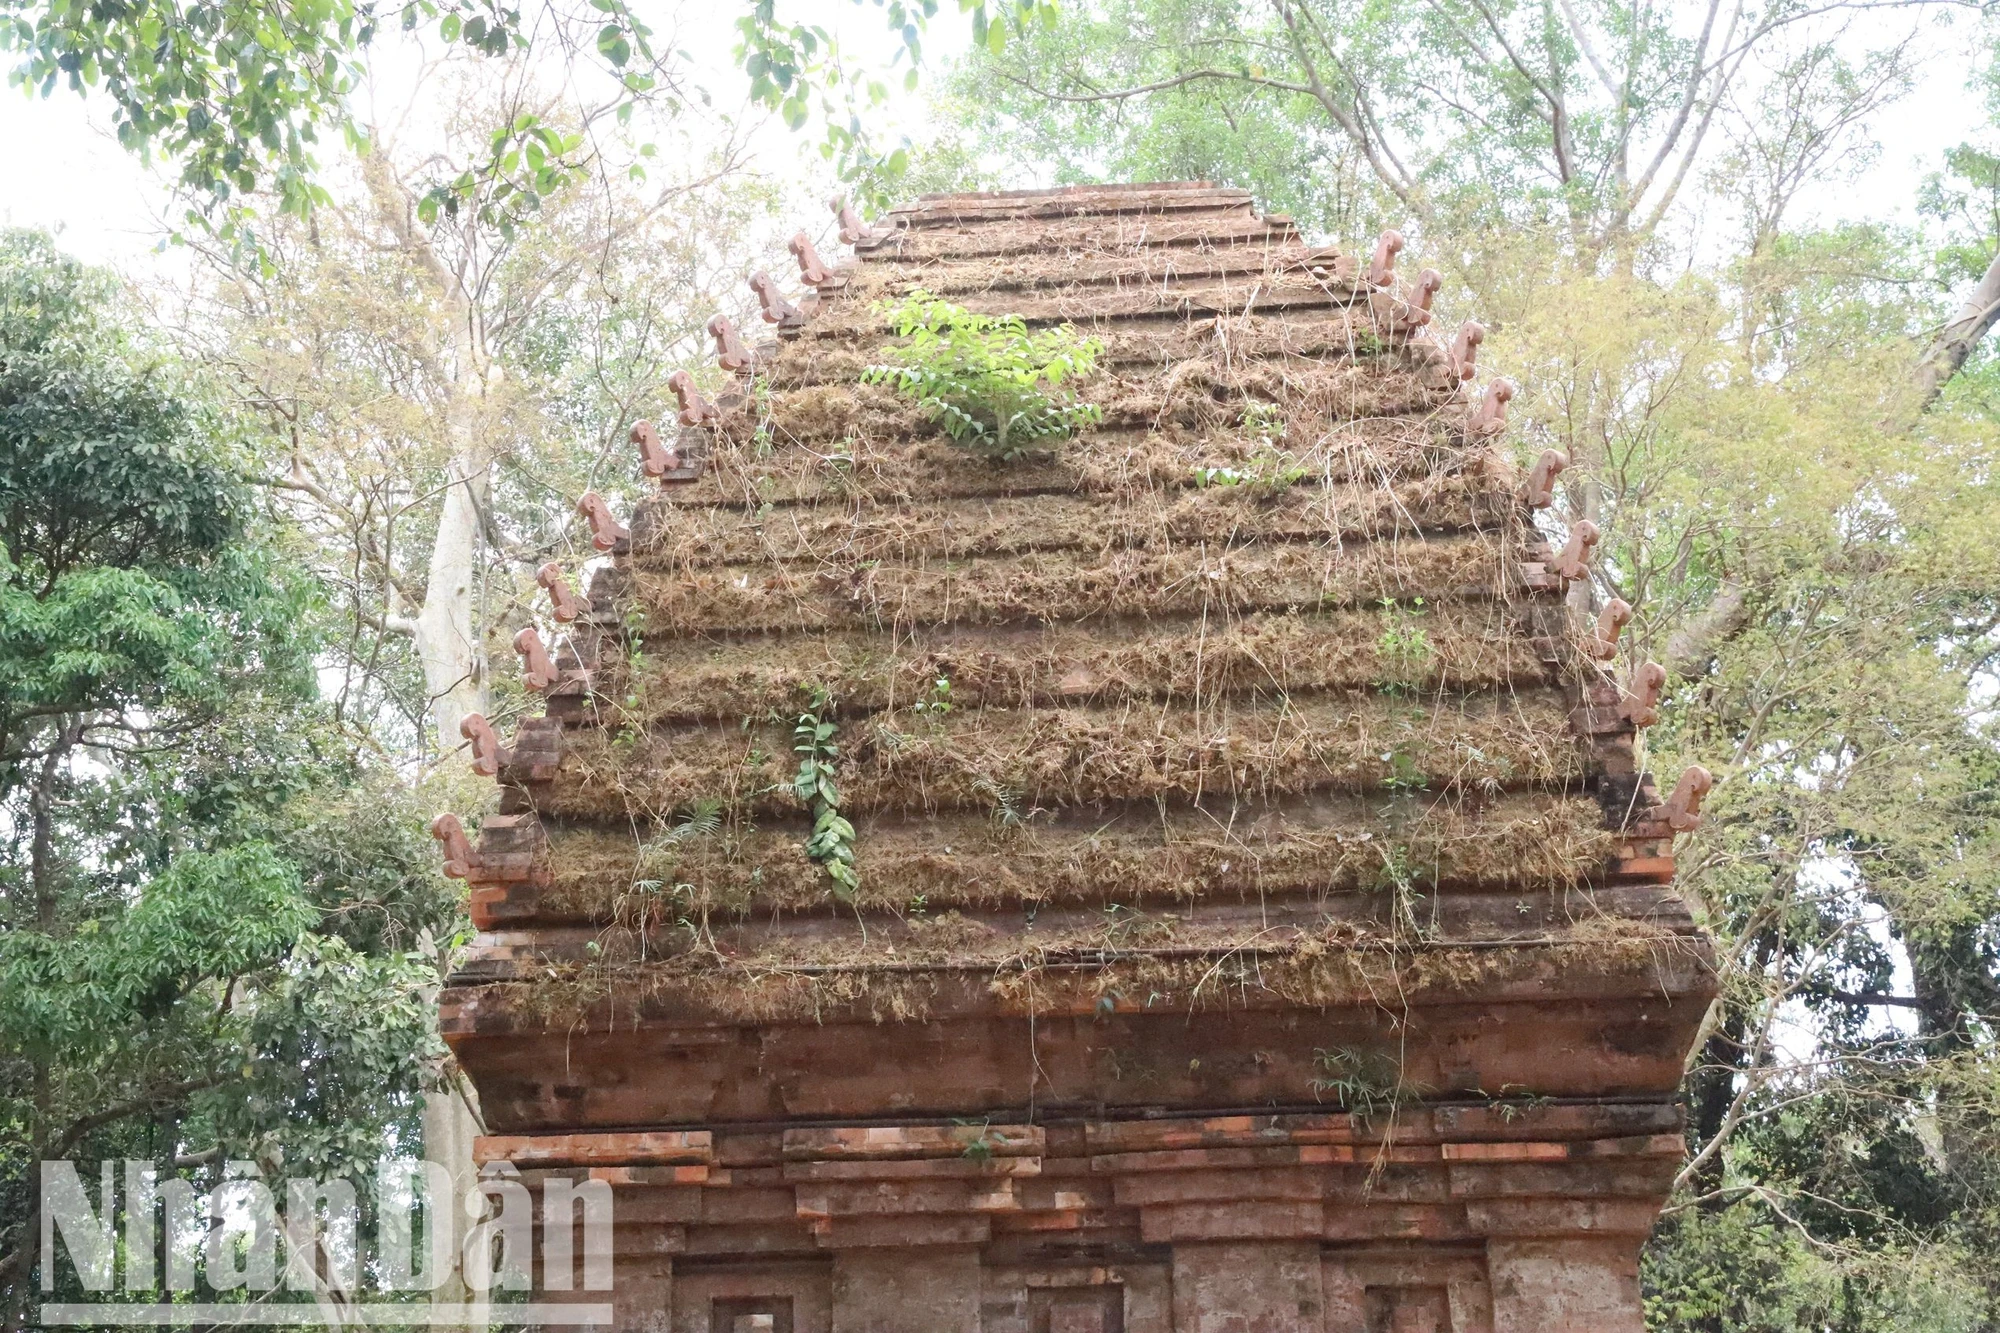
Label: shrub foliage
xmin=863 ymin=290 xmax=1103 ymax=458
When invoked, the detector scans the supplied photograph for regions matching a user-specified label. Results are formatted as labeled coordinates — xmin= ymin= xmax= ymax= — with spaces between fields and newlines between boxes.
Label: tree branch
xmin=52 ymin=1073 xmax=231 ymax=1158
xmin=1665 ymin=580 xmax=1750 ymax=679
xmin=1914 ymin=249 xmax=2000 ymax=413
xmin=1821 ymin=990 xmax=1929 ymax=1009
xmin=1274 ymin=0 xmax=1417 ymax=205
xmin=995 ymin=66 xmax=1316 ymax=105
xmin=1555 ymin=0 xmax=1621 ymax=99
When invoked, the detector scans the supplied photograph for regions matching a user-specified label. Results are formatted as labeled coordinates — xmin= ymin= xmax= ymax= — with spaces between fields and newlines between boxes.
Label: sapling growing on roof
xmin=793 ymin=699 xmax=859 ymax=899
xmin=1373 ymin=597 xmax=1435 ymax=694
xmin=862 ymin=290 xmax=1104 ymax=459
xmin=1189 ymin=441 xmax=1307 ymax=493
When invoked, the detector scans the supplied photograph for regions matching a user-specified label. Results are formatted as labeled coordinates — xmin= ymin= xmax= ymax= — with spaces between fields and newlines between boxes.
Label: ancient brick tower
xmin=436 ymin=183 xmax=1717 ymax=1333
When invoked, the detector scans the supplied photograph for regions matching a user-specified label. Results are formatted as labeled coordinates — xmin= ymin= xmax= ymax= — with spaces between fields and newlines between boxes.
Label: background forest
xmin=2 ymin=1 xmax=1999 ymax=1329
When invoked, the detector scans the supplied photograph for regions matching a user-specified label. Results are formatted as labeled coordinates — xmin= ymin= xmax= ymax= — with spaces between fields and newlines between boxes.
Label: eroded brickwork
xmin=438 ymin=182 xmax=1714 ymax=1331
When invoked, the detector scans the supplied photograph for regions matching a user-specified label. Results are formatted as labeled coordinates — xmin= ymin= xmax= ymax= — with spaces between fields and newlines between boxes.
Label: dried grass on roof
xmin=764 ymin=308 xmax=1425 ymax=388
xmin=732 ymin=364 xmax=1447 ymax=462
xmin=632 ymin=473 xmax=1500 ymax=571
xmin=533 ymin=791 xmax=1618 ymax=921
xmin=537 ymin=687 xmax=1579 ymax=824
xmin=795 ymin=279 xmax=1377 ymax=340
xmin=590 ymin=603 xmax=1553 ymax=725
xmin=836 ymin=244 xmax=1351 ymax=301
xmin=677 ymin=414 xmax=1473 ymax=508
xmin=487 ymin=916 xmax=1701 ymax=1032
xmin=618 ymin=532 xmax=1516 ymax=636
xmin=510 ymin=197 xmax=1616 ymax=943
xmin=861 ymin=211 xmax=1294 ymax=262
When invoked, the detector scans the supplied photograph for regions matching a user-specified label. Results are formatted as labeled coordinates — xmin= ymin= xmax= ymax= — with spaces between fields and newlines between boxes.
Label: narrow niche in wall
xmin=710 ymin=1297 xmax=794 ymax=1333
xmin=1028 ymin=1284 xmax=1124 ymax=1333
xmin=1364 ymin=1285 xmax=1452 ymax=1333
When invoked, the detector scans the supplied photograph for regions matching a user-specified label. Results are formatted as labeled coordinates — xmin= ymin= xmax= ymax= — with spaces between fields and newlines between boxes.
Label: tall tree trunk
xmin=359 ymin=145 xmax=497 ymax=763
xmin=414 ymin=443 xmax=492 ymax=755
xmin=359 ymin=141 xmax=493 ymax=1326
xmin=422 ymin=1073 xmax=486 ymax=1321
xmin=1915 ymin=248 xmax=2000 ymax=415
xmin=8 ymin=724 xmax=79 ymax=1332
xmin=1903 ymin=922 xmax=2000 ymax=1189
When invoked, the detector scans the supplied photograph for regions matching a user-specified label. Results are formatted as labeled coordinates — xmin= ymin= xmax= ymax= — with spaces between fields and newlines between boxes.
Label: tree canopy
xmin=0 ymin=232 xmax=451 ymax=1327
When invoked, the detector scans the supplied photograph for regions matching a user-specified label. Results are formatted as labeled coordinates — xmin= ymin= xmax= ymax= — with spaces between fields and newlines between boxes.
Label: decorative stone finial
xmin=428 ymin=813 xmax=478 ymax=880
xmin=1550 ymin=519 xmax=1601 ymax=583
xmin=1411 ymin=268 xmax=1442 ymax=315
xmin=1448 ymin=321 xmax=1484 ymax=382
xmin=1470 ymin=377 xmax=1515 ymax=437
xmin=514 ymin=626 xmax=558 ymax=692
xmin=536 ymin=562 xmax=583 ymax=623
xmin=1368 ymin=229 xmax=1404 ymax=287
xmin=1585 ymin=597 xmax=1632 ymax=660
xmin=830 ymin=196 xmax=871 ymax=246
xmin=668 ymin=370 xmax=721 ymax=428
xmin=459 ymin=713 xmax=510 ymax=778
xmin=749 ymin=271 xmax=803 ymax=326
xmin=708 ymin=314 xmax=755 ymax=374
xmin=1665 ymin=765 xmax=1713 ymax=832
xmin=631 ymin=419 xmax=680 ymax=479
xmin=1523 ymin=447 xmax=1567 ymax=508
xmin=1620 ymin=661 xmax=1667 ymax=728
xmin=789 ymin=230 xmax=834 ymax=286
xmin=576 ymin=492 xmax=629 ymax=552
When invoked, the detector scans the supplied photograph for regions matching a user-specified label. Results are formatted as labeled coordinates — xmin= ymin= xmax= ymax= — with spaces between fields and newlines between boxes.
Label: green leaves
xmin=792 ymin=707 xmax=857 ymax=899
xmin=0 ymin=233 xmax=375 ymax=1205
xmin=0 ymin=232 xmax=249 ymax=573
xmin=0 ymin=844 xmax=312 ymax=1054
xmin=1 ymin=0 xmax=362 ymax=227
xmin=595 ymin=22 xmax=631 ymax=67
xmin=733 ymin=2 xmax=1052 ymax=205
xmin=861 ymin=290 xmax=1103 ymax=458
xmin=0 ymin=0 xmax=655 ymax=247
xmin=219 ymin=933 xmax=445 ymax=1182
xmin=415 ymin=112 xmax=591 ymax=238
xmin=0 ymin=232 xmax=316 ymax=732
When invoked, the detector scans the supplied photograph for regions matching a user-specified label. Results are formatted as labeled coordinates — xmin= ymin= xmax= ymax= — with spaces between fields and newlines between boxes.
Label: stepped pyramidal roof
xmin=434 ymin=182 xmax=1715 ymax=1333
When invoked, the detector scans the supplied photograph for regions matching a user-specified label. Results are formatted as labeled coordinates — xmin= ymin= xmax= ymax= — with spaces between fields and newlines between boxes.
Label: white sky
xmin=0 ymin=0 xmax=960 ymax=271
xmin=0 ymin=5 xmax=1986 ymax=274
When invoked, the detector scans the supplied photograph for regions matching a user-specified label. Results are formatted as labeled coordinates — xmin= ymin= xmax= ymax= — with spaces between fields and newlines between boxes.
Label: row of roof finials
xmin=427 ymin=196 xmax=1716 ymax=882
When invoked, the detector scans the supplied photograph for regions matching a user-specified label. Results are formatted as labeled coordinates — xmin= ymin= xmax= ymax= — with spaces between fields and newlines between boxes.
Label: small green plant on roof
xmin=1190 ymin=444 xmax=1307 ymax=493
xmin=862 ymin=290 xmax=1103 ymax=459
xmin=911 ymin=673 xmax=954 ymax=718
xmin=1376 ymin=842 xmax=1438 ymax=943
xmin=1483 ymin=1086 xmax=1554 ymax=1122
xmin=623 ymin=801 xmax=732 ymax=944
xmin=1380 ymin=748 xmax=1430 ymax=793
xmin=956 ymin=1119 xmax=1001 ymax=1161
xmin=1373 ymin=597 xmax=1434 ymax=694
xmin=1310 ymin=1046 xmax=1426 ymax=1120
xmin=793 ymin=698 xmax=858 ymax=899
xmin=1242 ymin=400 xmax=1287 ymax=449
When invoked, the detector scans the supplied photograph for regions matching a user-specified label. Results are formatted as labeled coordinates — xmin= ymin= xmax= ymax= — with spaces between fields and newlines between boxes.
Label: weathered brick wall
xmin=435 ymin=182 xmax=1715 ymax=1332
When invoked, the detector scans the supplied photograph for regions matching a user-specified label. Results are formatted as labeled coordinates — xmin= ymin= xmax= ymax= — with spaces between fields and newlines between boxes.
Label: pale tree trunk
xmin=359 ymin=147 xmax=499 ymax=763
xmin=414 ymin=391 xmax=496 ymax=754
xmin=1915 ymin=247 xmax=2000 ymax=415
xmin=416 ymin=364 xmax=494 ymax=1327
xmin=422 ymin=1072 xmax=487 ymax=1319
xmin=360 ymin=141 xmax=494 ymax=1325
